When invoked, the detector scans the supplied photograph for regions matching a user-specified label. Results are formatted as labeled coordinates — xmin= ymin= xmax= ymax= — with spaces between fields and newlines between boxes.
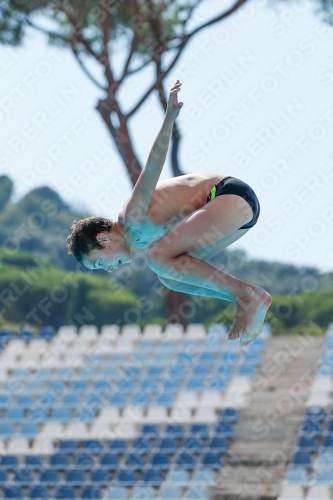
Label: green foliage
xmin=0 ymin=175 xmax=13 ymax=212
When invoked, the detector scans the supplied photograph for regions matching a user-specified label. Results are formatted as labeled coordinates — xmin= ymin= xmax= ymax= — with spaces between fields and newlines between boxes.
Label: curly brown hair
xmin=66 ymin=216 xmax=114 ymax=264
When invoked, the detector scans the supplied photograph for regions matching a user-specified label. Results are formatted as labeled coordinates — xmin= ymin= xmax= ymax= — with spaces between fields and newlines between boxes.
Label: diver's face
xmin=82 ymin=227 xmax=132 ymax=272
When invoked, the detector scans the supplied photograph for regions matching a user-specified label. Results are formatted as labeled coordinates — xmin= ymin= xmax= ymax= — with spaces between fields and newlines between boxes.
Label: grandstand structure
xmin=0 ymin=321 xmax=331 ymax=499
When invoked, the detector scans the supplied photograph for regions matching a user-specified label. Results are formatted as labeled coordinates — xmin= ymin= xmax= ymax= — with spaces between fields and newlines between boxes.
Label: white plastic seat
xmin=7 ymin=438 xmax=30 ymax=455
xmin=185 ymin=323 xmax=206 ymax=339
xmin=0 ymin=354 xmax=19 ymax=369
xmin=164 ymin=323 xmax=184 ymax=340
xmin=0 ymin=369 xmax=8 ymax=383
xmin=121 ymin=324 xmax=141 ymax=340
xmin=122 ymin=406 xmax=145 ymax=424
xmin=310 ymin=376 xmax=333 ymax=391
xmin=6 ymin=339 xmax=26 ymax=354
xmin=64 ymin=422 xmax=88 ymax=439
xmin=59 ymin=353 xmax=84 ymax=368
xmin=113 ymin=423 xmax=137 ymax=439
xmin=144 ymin=407 xmax=168 ymax=424
xmin=40 ymin=422 xmax=64 ymax=437
xmin=143 ymin=324 xmax=163 ymax=340
xmin=277 ymin=485 xmax=304 ymax=500
xmin=56 ymin=325 xmax=77 ymax=342
xmin=113 ymin=340 xmax=135 ymax=354
xmin=305 ymin=485 xmax=331 ymax=499
xmin=306 ymin=391 xmax=331 ymax=407
xmin=314 ymin=450 xmax=333 ymax=468
xmin=192 ymin=407 xmax=217 ymax=423
xmin=97 ymin=407 xmax=120 ymax=423
xmin=198 ymin=391 xmax=223 ymax=408
xmin=175 ymin=391 xmax=199 ymax=409
xmin=88 ymin=421 xmax=115 ymax=439
xmin=100 ymin=324 xmax=120 ymax=337
xmin=78 ymin=325 xmax=98 ymax=341
xmin=67 ymin=340 xmax=91 ymax=353
xmin=31 ymin=437 xmax=55 ymax=455
xmin=170 ymin=406 xmax=192 ymax=423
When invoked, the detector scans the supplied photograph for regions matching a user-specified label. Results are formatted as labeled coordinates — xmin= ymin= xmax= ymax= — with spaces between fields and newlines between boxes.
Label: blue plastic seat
xmin=108 ymin=354 xmax=127 ymax=366
xmin=159 ymin=340 xmax=177 ymax=352
xmin=4 ymin=487 xmax=22 ymax=499
xmin=124 ymin=366 xmax=141 ymax=379
xmin=243 ymin=352 xmax=261 ymax=365
xmin=86 ymin=354 xmax=104 ymax=366
xmin=125 ymin=453 xmax=145 ymax=470
xmin=198 ymin=352 xmax=215 ymax=365
xmin=24 ymin=455 xmax=45 ymax=470
xmin=116 ymin=470 xmax=137 ymax=486
xmin=130 ymin=353 xmax=150 ymax=366
xmin=48 ymin=380 xmax=66 ymax=395
xmin=101 ymin=366 xmax=121 ymax=379
xmin=11 ymin=368 xmax=30 ymax=380
xmin=305 ymin=406 xmax=326 ymax=422
xmin=117 ymin=379 xmax=135 ymax=394
xmin=163 ymin=378 xmax=180 ymax=393
xmin=73 ymin=453 xmax=94 ymax=470
xmin=16 ymin=394 xmax=33 ymax=409
xmin=312 ymin=469 xmax=333 ymax=484
xmin=104 ymin=487 xmax=127 ymax=499
xmin=34 ymin=368 xmax=52 ymax=380
xmin=220 ymin=351 xmax=238 ymax=364
xmin=139 ymin=379 xmax=159 ymax=394
xmin=62 ymin=393 xmax=80 ymax=408
xmin=153 ymin=352 xmax=172 ymax=366
xmin=284 ymin=467 xmax=308 ymax=485
xmin=109 ymin=393 xmax=127 ymax=407
xmin=150 ymin=453 xmax=170 ymax=470
xmin=207 ymin=437 xmax=228 ymax=453
xmin=4 ymin=379 xmax=24 ymax=394
xmin=28 ymin=408 xmax=47 ymax=424
xmin=39 ymin=469 xmax=59 ymax=485
xmin=39 ymin=326 xmax=55 ymax=340
xmin=323 ymin=436 xmax=333 ymax=449
xmin=137 ymin=341 xmax=155 ymax=352
xmin=58 ymin=440 xmax=77 ymax=454
xmin=52 ymin=407 xmax=72 ymax=423
xmin=190 ymin=469 xmax=216 ymax=486
xmin=70 ymin=380 xmax=88 ymax=394
xmin=13 ymin=468 xmax=33 ymax=486
xmin=84 ymin=393 xmax=104 ymax=409
xmin=54 ymin=487 xmax=75 ymax=500
xmin=189 ymin=424 xmax=209 ymax=438
xmin=76 ymin=407 xmax=95 ymax=423
xmin=237 ymin=365 xmax=256 ymax=376
xmin=141 ymin=424 xmax=160 ymax=438
xmin=25 ymin=381 xmax=44 ymax=395
xmin=175 ymin=452 xmax=196 ymax=469
xmin=214 ymin=423 xmax=234 ymax=438
xmin=192 ymin=365 xmax=209 ymax=377
xmin=94 ymin=380 xmax=111 ymax=395
xmin=183 ymin=340 xmax=200 ymax=352
xmin=156 ymin=438 xmax=177 ymax=454
xmin=325 ymin=421 xmax=333 ymax=435
xmin=108 ymin=439 xmax=127 ymax=453
xmin=81 ymin=439 xmax=103 ymax=454
xmin=159 ymin=486 xmax=182 ymax=499
xmin=201 ymin=453 xmax=223 ymax=469
xmin=38 ymin=393 xmax=56 ymax=409
xmin=6 ymin=408 xmax=25 ymax=424
xmin=100 ymin=453 xmax=118 ymax=470
xmin=164 ymin=424 xmax=184 ymax=438
xmin=65 ymin=469 xmax=85 ymax=486
xmin=57 ymin=367 xmax=74 ymax=379
xmin=132 ymin=392 xmax=150 ymax=407
xmin=0 ymin=455 xmax=18 ymax=469
xmin=165 ymin=469 xmax=189 ymax=486
xmin=155 ymin=393 xmax=173 ymax=406
xmin=183 ymin=437 xmax=202 ymax=453
xmin=300 ymin=420 xmax=322 ymax=438
xmin=169 ymin=365 xmax=188 ymax=379
xmin=220 ymin=407 xmax=239 ymax=423
xmin=81 ymin=486 xmax=101 ymax=499
xmin=186 ymin=378 xmax=205 ymax=392
xmin=29 ymin=486 xmax=48 ymax=499
xmin=185 ymin=486 xmax=209 ymax=499
xmin=0 ymin=423 xmax=14 ymax=438
xmin=0 ymin=329 xmax=13 ymax=342
xmin=49 ymin=453 xmax=68 ymax=470
xmin=296 ymin=436 xmax=317 ymax=453
xmin=131 ymin=486 xmax=155 ymax=499
xmin=130 ymin=438 xmax=152 ymax=454
xmin=0 ymin=393 xmax=11 ymax=408
xmin=20 ymin=423 xmax=38 ymax=438
xmin=90 ymin=469 xmax=109 ymax=486
xmin=141 ymin=469 xmax=163 ymax=486
xmin=147 ymin=366 xmax=164 ymax=378
xmin=214 ymin=365 xmax=233 ymax=378
xmin=291 ymin=452 xmax=312 ymax=468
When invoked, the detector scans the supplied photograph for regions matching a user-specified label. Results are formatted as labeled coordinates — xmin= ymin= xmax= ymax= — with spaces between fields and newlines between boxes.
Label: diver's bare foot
xmin=227 ymin=286 xmax=272 ymax=346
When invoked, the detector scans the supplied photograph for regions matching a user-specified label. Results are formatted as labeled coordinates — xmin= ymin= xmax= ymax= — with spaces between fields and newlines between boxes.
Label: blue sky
xmin=1 ymin=0 xmax=333 ymax=274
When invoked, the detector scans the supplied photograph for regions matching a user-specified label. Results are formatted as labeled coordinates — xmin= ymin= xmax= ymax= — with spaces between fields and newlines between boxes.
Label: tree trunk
xmin=96 ymin=99 xmax=189 ymax=329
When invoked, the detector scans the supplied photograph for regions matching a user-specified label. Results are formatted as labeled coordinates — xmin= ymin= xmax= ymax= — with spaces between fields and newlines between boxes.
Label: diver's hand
xmin=166 ymin=80 xmax=183 ymax=120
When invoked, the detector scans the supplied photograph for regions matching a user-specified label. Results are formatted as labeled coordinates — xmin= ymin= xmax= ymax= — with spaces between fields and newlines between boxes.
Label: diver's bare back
xmin=118 ymin=172 xmax=226 ymax=248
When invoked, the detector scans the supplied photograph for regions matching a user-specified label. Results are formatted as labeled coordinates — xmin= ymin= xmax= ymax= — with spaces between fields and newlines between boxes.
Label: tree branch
xmin=70 ymin=46 xmax=107 ymax=91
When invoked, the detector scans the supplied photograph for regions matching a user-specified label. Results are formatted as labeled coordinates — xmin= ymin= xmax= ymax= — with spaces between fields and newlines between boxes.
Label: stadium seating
xmin=0 ymin=322 xmax=271 ymax=499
